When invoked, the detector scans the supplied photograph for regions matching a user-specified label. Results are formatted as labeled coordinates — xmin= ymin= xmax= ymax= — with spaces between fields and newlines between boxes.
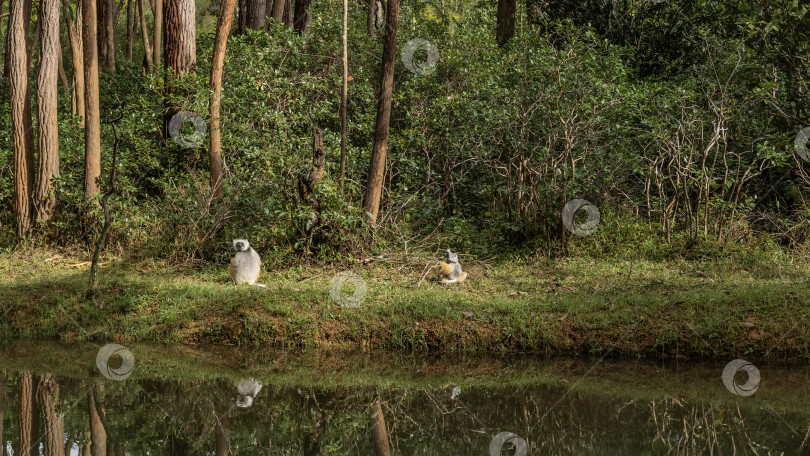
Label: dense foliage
xmin=1 ymin=0 xmax=808 ymax=264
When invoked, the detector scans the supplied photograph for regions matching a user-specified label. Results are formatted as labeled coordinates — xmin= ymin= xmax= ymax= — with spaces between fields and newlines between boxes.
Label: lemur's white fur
xmin=229 ymin=238 xmax=265 ymax=287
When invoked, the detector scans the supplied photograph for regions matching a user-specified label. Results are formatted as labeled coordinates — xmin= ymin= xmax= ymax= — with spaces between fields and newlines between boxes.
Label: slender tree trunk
xmin=269 ymin=0 xmax=282 ymax=24
xmin=208 ymin=0 xmax=234 ymax=201
xmin=162 ymin=0 xmax=195 ymax=133
xmin=64 ymin=0 xmax=85 ymax=125
xmin=297 ymin=126 xmax=326 ymax=203
xmin=137 ymin=0 xmax=151 ymax=71
xmin=98 ymin=0 xmax=106 ymax=61
xmin=339 ymin=0 xmax=347 ymax=193
xmin=17 ymin=373 xmax=33 ymax=456
xmin=126 ymin=0 xmax=133 ymax=59
xmin=88 ymin=393 xmax=106 ymax=456
xmin=28 ymin=3 xmax=39 ymax=68
xmin=37 ymin=375 xmax=65 ymax=456
xmin=281 ymin=0 xmax=290 ymax=28
xmin=0 ymin=0 xmax=5 ymax=77
xmin=152 ymin=0 xmax=161 ymax=72
xmin=236 ymin=0 xmax=245 ymax=33
xmin=496 ymin=0 xmax=515 ymax=46
xmin=366 ymin=0 xmax=374 ymax=36
xmin=2 ymin=1 xmax=9 ymax=78
xmin=292 ymin=0 xmax=311 ymax=35
xmin=104 ymin=0 xmax=115 ymax=70
xmin=80 ymin=431 xmax=91 ymax=456
xmin=34 ymin=0 xmax=60 ymax=224
xmin=83 ymin=0 xmax=102 ymax=198
xmin=9 ymin=0 xmax=35 ymax=236
xmin=244 ymin=0 xmax=264 ymax=30
xmin=64 ymin=435 xmax=74 ymax=456
xmin=363 ymin=0 xmax=398 ymax=225
xmin=369 ymin=400 xmax=391 ymax=456
xmin=97 ymin=0 xmax=108 ymax=67
xmin=0 ymin=374 xmax=4 ymax=456
xmin=57 ymin=44 xmax=69 ymax=88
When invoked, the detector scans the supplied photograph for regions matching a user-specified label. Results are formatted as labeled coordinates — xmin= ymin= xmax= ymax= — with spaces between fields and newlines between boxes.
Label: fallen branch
xmin=417 ymin=260 xmax=440 ymax=288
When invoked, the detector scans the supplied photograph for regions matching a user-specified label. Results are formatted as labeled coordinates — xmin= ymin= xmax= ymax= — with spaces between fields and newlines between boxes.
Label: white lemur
xmin=438 ymin=249 xmax=468 ymax=285
xmin=229 ymin=238 xmax=265 ymax=287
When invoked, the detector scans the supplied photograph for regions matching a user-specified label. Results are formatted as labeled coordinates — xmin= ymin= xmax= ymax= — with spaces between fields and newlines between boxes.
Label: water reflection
xmin=0 ymin=343 xmax=807 ymax=455
xmin=235 ymin=379 xmax=263 ymax=409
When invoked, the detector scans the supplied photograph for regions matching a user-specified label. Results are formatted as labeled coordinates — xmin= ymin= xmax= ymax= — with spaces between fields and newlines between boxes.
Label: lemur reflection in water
xmin=235 ymin=378 xmax=263 ymax=408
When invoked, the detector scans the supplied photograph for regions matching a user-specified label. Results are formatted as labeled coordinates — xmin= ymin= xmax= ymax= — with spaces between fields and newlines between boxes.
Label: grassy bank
xmin=2 ymin=249 xmax=809 ymax=361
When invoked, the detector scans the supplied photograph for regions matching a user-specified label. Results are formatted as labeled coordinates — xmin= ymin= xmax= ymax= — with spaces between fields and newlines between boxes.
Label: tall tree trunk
xmin=152 ymin=0 xmax=161 ymax=72
xmin=98 ymin=0 xmax=106 ymax=62
xmin=366 ymin=0 xmax=375 ymax=36
xmin=9 ymin=0 xmax=35 ymax=236
xmin=269 ymin=0 xmax=282 ymax=24
xmin=88 ymin=393 xmax=106 ymax=456
xmin=208 ymin=0 xmax=235 ymax=201
xmin=236 ymin=0 xmax=245 ymax=33
xmin=35 ymin=0 xmax=60 ymax=224
xmin=83 ymin=0 xmax=102 ymax=198
xmin=80 ymin=431 xmax=91 ymax=456
xmin=369 ymin=400 xmax=391 ymax=456
xmin=125 ymin=0 xmax=133 ymax=59
xmin=2 ymin=0 xmax=9 ymax=78
xmin=64 ymin=435 xmax=74 ymax=456
xmin=281 ymin=0 xmax=290 ymax=28
xmin=292 ymin=0 xmax=311 ymax=35
xmin=244 ymin=0 xmax=264 ymax=30
xmin=362 ymin=0 xmax=398 ymax=225
xmin=17 ymin=373 xmax=33 ymax=456
xmin=496 ymin=0 xmax=515 ymax=46
xmin=28 ymin=3 xmax=39 ymax=68
xmin=37 ymin=375 xmax=65 ymax=456
xmin=104 ymin=0 xmax=115 ymax=70
xmin=57 ymin=44 xmax=69 ymax=88
xmin=137 ymin=0 xmax=151 ymax=71
xmin=339 ymin=0 xmax=347 ymax=193
xmin=64 ymin=0 xmax=85 ymax=126
xmin=0 ymin=0 xmax=5 ymax=76
xmin=96 ymin=0 xmax=115 ymax=71
xmin=297 ymin=126 xmax=326 ymax=202
xmin=0 ymin=374 xmax=4 ymax=456
xmin=162 ymin=0 xmax=195 ymax=133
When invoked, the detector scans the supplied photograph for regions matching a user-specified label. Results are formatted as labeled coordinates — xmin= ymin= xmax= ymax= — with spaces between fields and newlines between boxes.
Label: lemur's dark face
xmin=233 ymin=239 xmax=250 ymax=252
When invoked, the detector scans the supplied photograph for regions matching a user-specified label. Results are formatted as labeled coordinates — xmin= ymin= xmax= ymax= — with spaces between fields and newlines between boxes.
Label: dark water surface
xmin=0 ymin=342 xmax=808 ymax=455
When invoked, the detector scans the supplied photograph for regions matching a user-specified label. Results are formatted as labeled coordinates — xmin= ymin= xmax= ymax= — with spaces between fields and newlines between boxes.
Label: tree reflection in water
xmin=0 ymin=344 xmax=807 ymax=455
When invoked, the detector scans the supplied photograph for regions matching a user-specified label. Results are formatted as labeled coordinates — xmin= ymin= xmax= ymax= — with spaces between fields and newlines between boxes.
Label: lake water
xmin=0 ymin=342 xmax=808 ymax=455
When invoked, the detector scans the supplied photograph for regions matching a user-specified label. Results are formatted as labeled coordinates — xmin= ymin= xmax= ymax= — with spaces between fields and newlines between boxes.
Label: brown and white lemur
xmin=438 ymin=249 xmax=468 ymax=285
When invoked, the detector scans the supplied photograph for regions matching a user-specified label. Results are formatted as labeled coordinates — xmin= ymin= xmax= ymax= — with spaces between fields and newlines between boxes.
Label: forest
xmin=0 ymin=0 xmax=809 ymax=351
xmin=1 ymin=1 xmax=810 ymax=454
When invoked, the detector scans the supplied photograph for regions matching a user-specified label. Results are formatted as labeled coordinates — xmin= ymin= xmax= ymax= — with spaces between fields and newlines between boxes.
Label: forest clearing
xmin=1 ymin=0 xmax=810 ymax=453
xmin=2 ymin=247 xmax=808 ymax=359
